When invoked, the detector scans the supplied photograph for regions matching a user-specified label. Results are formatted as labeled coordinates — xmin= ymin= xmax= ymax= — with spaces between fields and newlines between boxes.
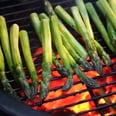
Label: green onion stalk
xmin=75 ymin=0 xmax=111 ymax=66
xmin=0 ymin=46 xmax=18 ymax=98
xmin=10 ymin=24 xmax=31 ymax=99
xmin=86 ymin=2 xmax=116 ymax=53
xmin=30 ymin=12 xmax=68 ymax=77
xmin=19 ymin=30 xmax=38 ymax=98
xmin=50 ymin=15 xmax=100 ymax=90
xmin=40 ymin=19 xmax=52 ymax=100
xmin=71 ymin=6 xmax=102 ymax=75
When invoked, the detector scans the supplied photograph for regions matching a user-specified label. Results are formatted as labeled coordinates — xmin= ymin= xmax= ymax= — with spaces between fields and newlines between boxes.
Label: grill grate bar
xmin=87 ymin=87 xmax=105 ymax=115
xmin=0 ymin=0 xmax=39 ymax=10
xmin=72 ymin=102 xmax=116 ymax=116
xmin=47 ymin=100 xmax=116 ymax=114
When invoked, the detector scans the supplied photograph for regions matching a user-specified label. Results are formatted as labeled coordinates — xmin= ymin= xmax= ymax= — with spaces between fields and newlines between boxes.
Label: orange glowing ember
xmin=26 ymin=49 xmax=116 ymax=116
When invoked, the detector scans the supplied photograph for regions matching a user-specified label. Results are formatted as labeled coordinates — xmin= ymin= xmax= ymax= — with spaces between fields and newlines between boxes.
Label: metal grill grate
xmin=0 ymin=0 xmax=116 ymax=116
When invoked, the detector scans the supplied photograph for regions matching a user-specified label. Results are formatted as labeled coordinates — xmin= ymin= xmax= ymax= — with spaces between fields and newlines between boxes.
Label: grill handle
xmin=0 ymin=91 xmax=51 ymax=116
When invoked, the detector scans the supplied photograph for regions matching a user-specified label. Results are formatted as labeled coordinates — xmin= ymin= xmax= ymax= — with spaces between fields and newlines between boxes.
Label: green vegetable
xmin=86 ymin=2 xmax=116 ymax=53
xmin=0 ymin=46 xmax=17 ymax=97
xmin=71 ymin=6 xmax=102 ymax=75
xmin=61 ymin=33 xmax=93 ymax=70
xmin=108 ymin=0 xmax=116 ymax=15
xmin=44 ymin=1 xmax=93 ymax=70
xmin=40 ymin=18 xmax=52 ymax=100
xmin=77 ymin=1 xmax=111 ymax=66
xmin=30 ymin=12 xmax=68 ymax=76
xmin=19 ymin=30 xmax=38 ymax=98
xmin=10 ymin=24 xmax=31 ymax=99
xmin=50 ymin=15 xmax=100 ymax=89
xmin=55 ymin=5 xmax=78 ymax=32
xmin=106 ymin=19 xmax=116 ymax=48
xmin=50 ymin=15 xmax=73 ymax=91
xmin=96 ymin=0 xmax=116 ymax=30
xmin=0 ymin=16 xmax=14 ymax=76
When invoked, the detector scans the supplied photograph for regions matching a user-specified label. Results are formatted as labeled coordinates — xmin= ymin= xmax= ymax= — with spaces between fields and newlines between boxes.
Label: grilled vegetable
xmin=71 ymin=6 xmax=102 ymax=75
xmin=44 ymin=0 xmax=100 ymax=88
xmin=108 ymin=0 xmax=116 ymax=15
xmin=77 ymin=1 xmax=111 ymax=66
xmin=40 ymin=19 xmax=52 ymax=100
xmin=55 ymin=5 xmax=80 ymax=34
xmin=106 ymin=19 xmax=116 ymax=47
xmin=86 ymin=2 xmax=116 ymax=53
xmin=44 ymin=0 xmax=94 ymax=71
xmin=61 ymin=33 xmax=93 ymax=70
xmin=0 ymin=46 xmax=17 ymax=97
xmin=50 ymin=15 xmax=100 ymax=89
xmin=10 ymin=24 xmax=31 ymax=99
xmin=39 ymin=12 xmax=93 ymax=70
xmin=0 ymin=16 xmax=15 ymax=76
xmin=96 ymin=0 xmax=116 ymax=30
xmin=30 ymin=12 xmax=68 ymax=76
xmin=50 ymin=15 xmax=73 ymax=91
xmin=19 ymin=30 xmax=38 ymax=97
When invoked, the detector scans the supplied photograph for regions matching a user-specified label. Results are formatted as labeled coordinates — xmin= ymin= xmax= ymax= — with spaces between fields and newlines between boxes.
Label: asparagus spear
xmin=61 ymin=33 xmax=93 ymax=70
xmin=50 ymin=15 xmax=73 ymax=91
xmin=107 ymin=0 xmax=116 ymax=15
xmin=19 ymin=30 xmax=38 ymax=97
xmin=106 ymin=19 xmax=116 ymax=48
xmin=43 ymin=1 xmax=99 ymax=89
xmin=96 ymin=0 xmax=116 ymax=30
xmin=51 ymin=15 xmax=100 ymax=89
xmin=0 ymin=46 xmax=17 ymax=97
xmin=71 ymin=6 xmax=102 ymax=75
xmin=30 ymin=12 xmax=68 ymax=76
xmin=10 ymin=24 xmax=31 ymax=99
xmin=40 ymin=19 xmax=52 ymax=100
xmin=0 ymin=16 xmax=15 ymax=76
xmin=76 ymin=1 xmax=111 ymax=66
xmin=44 ymin=0 xmax=88 ymax=59
xmin=39 ymin=12 xmax=93 ymax=70
xmin=44 ymin=1 xmax=94 ymax=70
xmin=86 ymin=2 xmax=116 ymax=53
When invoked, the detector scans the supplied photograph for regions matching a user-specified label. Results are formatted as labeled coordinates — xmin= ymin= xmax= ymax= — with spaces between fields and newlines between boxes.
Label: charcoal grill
xmin=0 ymin=0 xmax=116 ymax=116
